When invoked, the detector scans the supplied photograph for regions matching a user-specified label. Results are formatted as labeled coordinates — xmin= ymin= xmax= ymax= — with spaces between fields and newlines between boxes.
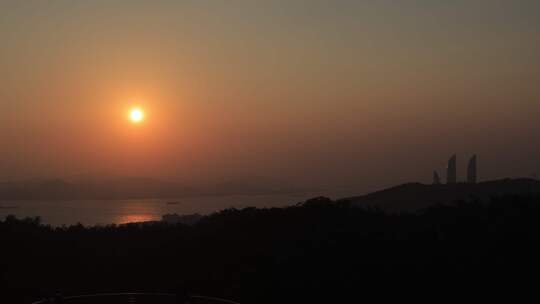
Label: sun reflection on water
xmin=116 ymin=214 xmax=160 ymax=225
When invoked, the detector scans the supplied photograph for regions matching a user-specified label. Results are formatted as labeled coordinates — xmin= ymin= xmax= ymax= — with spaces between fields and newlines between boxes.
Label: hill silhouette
xmin=344 ymin=178 xmax=540 ymax=211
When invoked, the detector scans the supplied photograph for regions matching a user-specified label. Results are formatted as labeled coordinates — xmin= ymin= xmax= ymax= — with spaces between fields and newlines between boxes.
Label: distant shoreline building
xmin=433 ymin=171 xmax=441 ymax=185
xmin=447 ymin=155 xmax=457 ymax=184
xmin=434 ymin=154 xmax=478 ymax=184
xmin=467 ymin=155 xmax=477 ymax=184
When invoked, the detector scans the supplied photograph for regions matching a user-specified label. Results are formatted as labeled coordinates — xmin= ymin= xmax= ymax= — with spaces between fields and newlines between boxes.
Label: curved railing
xmin=32 ymin=292 xmax=241 ymax=304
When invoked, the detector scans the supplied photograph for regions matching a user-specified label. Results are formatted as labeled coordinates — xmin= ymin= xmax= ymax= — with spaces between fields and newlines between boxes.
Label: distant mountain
xmin=0 ymin=176 xmax=305 ymax=200
xmin=0 ymin=177 xmax=198 ymax=200
xmin=343 ymin=178 xmax=540 ymax=212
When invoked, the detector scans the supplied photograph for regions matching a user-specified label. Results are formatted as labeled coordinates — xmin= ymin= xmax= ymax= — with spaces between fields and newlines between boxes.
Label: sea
xmin=0 ymin=191 xmax=356 ymax=227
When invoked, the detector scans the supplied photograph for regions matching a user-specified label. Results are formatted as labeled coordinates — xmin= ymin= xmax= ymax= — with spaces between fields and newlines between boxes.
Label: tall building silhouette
xmin=467 ymin=155 xmax=477 ymax=184
xmin=433 ymin=171 xmax=441 ymax=185
xmin=447 ymin=155 xmax=457 ymax=184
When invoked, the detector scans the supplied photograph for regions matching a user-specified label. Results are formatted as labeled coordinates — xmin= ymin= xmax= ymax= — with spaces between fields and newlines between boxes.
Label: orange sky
xmin=1 ymin=1 xmax=539 ymax=191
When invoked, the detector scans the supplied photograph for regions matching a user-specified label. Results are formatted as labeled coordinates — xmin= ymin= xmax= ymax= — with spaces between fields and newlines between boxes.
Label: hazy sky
xmin=1 ymin=0 xmax=539 ymax=191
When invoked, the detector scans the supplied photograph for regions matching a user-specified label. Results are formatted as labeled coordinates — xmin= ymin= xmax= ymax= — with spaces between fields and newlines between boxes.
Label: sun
xmin=129 ymin=107 xmax=145 ymax=123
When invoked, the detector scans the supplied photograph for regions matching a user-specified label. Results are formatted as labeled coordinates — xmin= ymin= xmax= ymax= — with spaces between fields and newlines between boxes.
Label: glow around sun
xmin=129 ymin=107 xmax=145 ymax=123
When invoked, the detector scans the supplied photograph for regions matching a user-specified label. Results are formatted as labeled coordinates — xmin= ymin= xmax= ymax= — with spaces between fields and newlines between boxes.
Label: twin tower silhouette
xmin=433 ymin=155 xmax=477 ymax=185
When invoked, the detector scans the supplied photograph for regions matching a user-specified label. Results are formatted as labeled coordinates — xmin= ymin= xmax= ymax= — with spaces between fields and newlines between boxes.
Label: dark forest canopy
xmin=2 ymin=194 xmax=540 ymax=303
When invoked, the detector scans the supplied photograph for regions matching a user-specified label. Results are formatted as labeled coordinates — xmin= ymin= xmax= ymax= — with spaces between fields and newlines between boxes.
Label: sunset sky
xmin=1 ymin=0 xmax=539 ymax=192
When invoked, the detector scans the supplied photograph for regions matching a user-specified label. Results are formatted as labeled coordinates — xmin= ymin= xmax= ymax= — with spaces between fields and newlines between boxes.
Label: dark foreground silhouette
xmin=2 ymin=194 xmax=540 ymax=303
